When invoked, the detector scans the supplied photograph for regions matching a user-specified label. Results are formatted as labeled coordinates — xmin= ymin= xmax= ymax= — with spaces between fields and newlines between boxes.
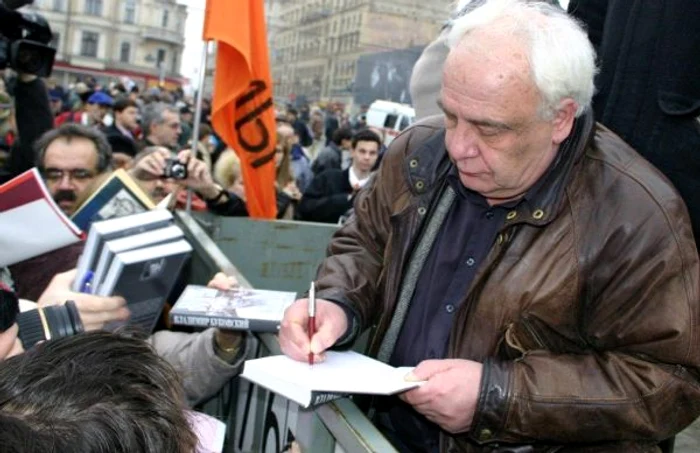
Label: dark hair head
xmin=113 ymin=97 xmax=138 ymax=113
xmin=107 ymin=134 xmax=138 ymax=158
xmin=332 ymin=127 xmax=353 ymax=146
xmin=0 ymin=331 xmax=198 ymax=453
xmin=35 ymin=124 xmax=112 ymax=174
xmin=198 ymin=123 xmax=212 ymax=141
xmin=287 ymin=108 xmax=298 ymax=117
xmin=352 ymin=129 xmax=382 ymax=150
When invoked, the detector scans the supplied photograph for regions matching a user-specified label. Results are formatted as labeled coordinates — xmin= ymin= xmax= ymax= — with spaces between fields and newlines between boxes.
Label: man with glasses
xmin=140 ymin=102 xmax=182 ymax=151
xmin=35 ymin=123 xmax=112 ymax=216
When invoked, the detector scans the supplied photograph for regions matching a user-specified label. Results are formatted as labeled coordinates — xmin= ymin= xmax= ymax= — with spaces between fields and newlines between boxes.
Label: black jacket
xmin=2 ymin=77 xmax=53 ymax=183
xmin=297 ymin=168 xmax=353 ymax=224
xmin=569 ymin=0 xmax=700 ymax=242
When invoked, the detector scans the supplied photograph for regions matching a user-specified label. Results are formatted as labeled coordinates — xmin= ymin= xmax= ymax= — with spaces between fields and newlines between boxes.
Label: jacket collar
xmin=404 ymin=110 xmax=596 ymax=226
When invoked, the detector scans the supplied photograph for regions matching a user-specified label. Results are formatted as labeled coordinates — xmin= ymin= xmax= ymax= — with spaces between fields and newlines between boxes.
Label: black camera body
xmin=163 ymin=158 xmax=188 ymax=180
xmin=0 ymin=0 xmax=56 ymax=77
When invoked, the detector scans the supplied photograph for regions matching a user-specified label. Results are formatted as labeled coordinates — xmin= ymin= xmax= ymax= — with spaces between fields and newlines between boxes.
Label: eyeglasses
xmin=42 ymin=168 xmax=95 ymax=182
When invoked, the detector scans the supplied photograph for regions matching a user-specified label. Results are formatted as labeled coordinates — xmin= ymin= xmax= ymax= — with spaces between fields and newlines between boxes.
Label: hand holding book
xmin=278 ymin=296 xmax=348 ymax=364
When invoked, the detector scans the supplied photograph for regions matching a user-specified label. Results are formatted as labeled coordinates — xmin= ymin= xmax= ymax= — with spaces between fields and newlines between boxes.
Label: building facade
xmin=26 ymin=0 xmax=187 ymax=89
xmin=270 ymin=0 xmax=451 ymax=107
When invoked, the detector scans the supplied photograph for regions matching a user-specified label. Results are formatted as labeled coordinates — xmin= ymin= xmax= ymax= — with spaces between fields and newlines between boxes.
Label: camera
xmin=163 ymin=158 xmax=188 ymax=180
xmin=0 ymin=0 xmax=56 ymax=77
xmin=16 ymin=301 xmax=84 ymax=348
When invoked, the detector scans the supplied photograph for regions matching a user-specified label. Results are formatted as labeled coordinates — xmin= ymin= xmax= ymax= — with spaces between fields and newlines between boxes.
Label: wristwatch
xmin=212 ymin=330 xmax=243 ymax=363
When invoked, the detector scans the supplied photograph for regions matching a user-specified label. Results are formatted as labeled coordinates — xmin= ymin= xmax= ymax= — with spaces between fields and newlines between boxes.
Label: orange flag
xmin=203 ymin=0 xmax=277 ymax=218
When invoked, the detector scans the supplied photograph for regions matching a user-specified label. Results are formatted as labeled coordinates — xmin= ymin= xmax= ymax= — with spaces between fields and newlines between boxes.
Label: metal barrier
xmin=175 ymin=212 xmax=397 ymax=453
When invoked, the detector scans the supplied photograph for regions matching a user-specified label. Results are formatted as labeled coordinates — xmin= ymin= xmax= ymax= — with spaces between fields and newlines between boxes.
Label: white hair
xmin=447 ymin=0 xmax=597 ymax=118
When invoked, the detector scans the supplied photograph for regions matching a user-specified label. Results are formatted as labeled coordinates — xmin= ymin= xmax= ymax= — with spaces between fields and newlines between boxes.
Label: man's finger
xmin=74 ymin=295 xmax=126 ymax=313
xmin=279 ymin=321 xmax=312 ymax=362
xmin=406 ymin=359 xmax=459 ymax=381
xmin=310 ymin=320 xmax=340 ymax=355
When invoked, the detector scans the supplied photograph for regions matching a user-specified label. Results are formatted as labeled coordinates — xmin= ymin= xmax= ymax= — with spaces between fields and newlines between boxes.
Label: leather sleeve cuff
xmin=468 ymin=358 xmax=513 ymax=444
xmin=314 ymin=288 xmax=362 ymax=349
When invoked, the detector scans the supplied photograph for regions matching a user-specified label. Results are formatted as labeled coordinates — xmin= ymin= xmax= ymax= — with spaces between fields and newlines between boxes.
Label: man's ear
xmin=551 ymin=99 xmax=578 ymax=146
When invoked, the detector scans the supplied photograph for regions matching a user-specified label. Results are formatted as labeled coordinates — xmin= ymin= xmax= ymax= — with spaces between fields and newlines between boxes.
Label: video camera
xmin=1 ymin=284 xmax=84 ymax=350
xmin=0 ymin=0 xmax=56 ymax=78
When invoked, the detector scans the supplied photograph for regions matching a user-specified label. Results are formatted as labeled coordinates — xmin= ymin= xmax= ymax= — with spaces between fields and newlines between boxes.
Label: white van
xmin=366 ymin=100 xmax=415 ymax=147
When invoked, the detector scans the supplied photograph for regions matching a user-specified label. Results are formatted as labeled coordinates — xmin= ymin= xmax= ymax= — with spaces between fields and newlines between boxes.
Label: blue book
xmin=71 ymin=169 xmax=155 ymax=231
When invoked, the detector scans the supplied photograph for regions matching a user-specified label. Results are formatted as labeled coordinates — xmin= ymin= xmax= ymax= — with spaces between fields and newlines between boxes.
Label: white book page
xmin=0 ymin=199 xmax=82 ymax=266
xmin=243 ymin=351 xmax=422 ymax=396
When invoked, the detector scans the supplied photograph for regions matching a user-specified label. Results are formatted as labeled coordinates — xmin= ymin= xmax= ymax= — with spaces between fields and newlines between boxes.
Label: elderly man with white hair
xmin=278 ymin=1 xmax=700 ymax=452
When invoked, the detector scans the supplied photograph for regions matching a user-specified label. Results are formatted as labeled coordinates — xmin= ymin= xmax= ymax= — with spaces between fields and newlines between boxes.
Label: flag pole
xmin=187 ymin=41 xmax=211 ymax=213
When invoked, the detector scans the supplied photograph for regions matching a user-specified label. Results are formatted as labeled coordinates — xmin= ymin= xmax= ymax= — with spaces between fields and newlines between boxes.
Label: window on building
xmin=52 ymin=0 xmax=64 ymax=11
xmin=162 ymin=10 xmax=169 ymax=28
xmin=171 ymin=52 xmax=178 ymax=73
xmin=157 ymin=48 xmax=167 ymax=67
xmin=124 ymin=0 xmax=136 ymax=24
xmin=85 ymin=0 xmax=103 ymax=16
xmin=80 ymin=31 xmax=99 ymax=57
xmin=50 ymin=32 xmax=60 ymax=49
xmin=120 ymin=42 xmax=131 ymax=63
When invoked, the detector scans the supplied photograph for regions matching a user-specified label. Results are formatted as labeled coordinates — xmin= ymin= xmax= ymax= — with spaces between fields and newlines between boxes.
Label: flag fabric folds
xmin=203 ymin=0 xmax=277 ymax=218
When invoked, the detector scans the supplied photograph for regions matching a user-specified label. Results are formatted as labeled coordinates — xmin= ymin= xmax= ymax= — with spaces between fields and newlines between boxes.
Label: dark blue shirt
xmin=378 ymin=168 xmax=515 ymax=453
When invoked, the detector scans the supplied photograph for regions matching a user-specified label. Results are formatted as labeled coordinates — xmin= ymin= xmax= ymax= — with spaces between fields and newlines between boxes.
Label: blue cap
xmin=48 ymin=89 xmax=62 ymax=102
xmin=87 ymin=91 xmax=114 ymax=106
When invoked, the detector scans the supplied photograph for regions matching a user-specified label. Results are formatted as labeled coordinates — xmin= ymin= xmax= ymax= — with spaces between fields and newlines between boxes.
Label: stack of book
xmin=74 ymin=210 xmax=192 ymax=333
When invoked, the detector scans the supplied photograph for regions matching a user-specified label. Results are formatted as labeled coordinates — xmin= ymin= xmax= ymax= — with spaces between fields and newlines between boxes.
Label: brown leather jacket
xmin=314 ymin=113 xmax=700 ymax=452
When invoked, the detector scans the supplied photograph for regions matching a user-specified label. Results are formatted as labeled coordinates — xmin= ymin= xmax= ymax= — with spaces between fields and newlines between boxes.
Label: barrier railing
xmin=176 ymin=212 xmax=397 ymax=453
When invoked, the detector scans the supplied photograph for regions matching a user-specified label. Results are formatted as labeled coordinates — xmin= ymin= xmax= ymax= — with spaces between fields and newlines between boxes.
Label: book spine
xmin=309 ymin=392 xmax=346 ymax=407
xmin=170 ymin=313 xmax=281 ymax=333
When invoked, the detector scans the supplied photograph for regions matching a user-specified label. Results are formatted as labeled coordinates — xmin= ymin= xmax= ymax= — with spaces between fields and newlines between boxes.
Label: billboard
xmin=352 ymin=46 xmax=424 ymax=106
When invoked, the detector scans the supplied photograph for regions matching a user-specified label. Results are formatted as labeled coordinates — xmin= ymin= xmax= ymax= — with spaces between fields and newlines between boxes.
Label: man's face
xmin=181 ymin=112 xmax=193 ymax=124
xmin=150 ymin=110 xmax=181 ymax=148
xmin=50 ymin=98 xmax=63 ymax=115
xmin=351 ymin=140 xmax=379 ymax=174
xmin=42 ymin=137 xmax=100 ymax=215
xmin=340 ymin=138 xmax=353 ymax=151
xmin=116 ymin=106 xmax=139 ymax=131
xmin=440 ymin=33 xmax=574 ymax=205
xmin=87 ymin=103 xmax=108 ymax=122
xmin=136 ymin=177 xmax=178 ymax=204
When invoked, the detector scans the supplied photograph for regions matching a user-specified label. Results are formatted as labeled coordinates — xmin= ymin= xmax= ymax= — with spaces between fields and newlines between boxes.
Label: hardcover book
xmin=97 ymin=238 xmax=192 ymax=333
xmin=241 ymin=351 xmax=422 ymax=408
xmin=169 ymin=285 xmax=297 ymax=333
xmin=71 ymin=169 xmax=155 ymax=231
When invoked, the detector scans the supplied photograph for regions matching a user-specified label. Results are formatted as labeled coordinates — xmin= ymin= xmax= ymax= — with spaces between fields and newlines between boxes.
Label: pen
xmin=308 ymin=281 xmax=316 ymax=366
xmin=80 ymin=271 xmax=94 ymax=294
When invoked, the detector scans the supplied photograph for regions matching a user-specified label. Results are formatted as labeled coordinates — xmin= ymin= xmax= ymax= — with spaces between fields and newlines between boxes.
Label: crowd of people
xmin=1 ymin=0 xmax=699 ymax=452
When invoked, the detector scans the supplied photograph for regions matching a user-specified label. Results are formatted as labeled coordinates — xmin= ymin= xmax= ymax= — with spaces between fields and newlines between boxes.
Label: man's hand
xmin=400 ymin=359 xmax=483 ymax=434
xmin=176 ymin=150 xmax=219 ymax=196
xmin=207 ymin=272 xmax=243 ymax=353
xmin=129 ymin=146 xmax=170 ymax=181
xmin=37 ymin=270 xmax=129 ymax=331
xmin=279 ymin=298 xmax=348 ymax=363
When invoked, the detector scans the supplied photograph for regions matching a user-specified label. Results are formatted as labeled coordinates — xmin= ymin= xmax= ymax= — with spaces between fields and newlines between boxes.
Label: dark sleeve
xmin=297 ymin=173 xmax=352 ymax=223
xmin=8 ymin=77 xmax=53 ymax=177
xmin=567 ymin=0 xmax=609 ymax=53
xmin=206 ymin=192 xmax=249 ymax=217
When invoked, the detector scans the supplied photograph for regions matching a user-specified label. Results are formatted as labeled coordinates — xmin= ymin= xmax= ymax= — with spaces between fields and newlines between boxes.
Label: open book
xmin=170 ymin=285 xmax=297 ymax=333
xmin=71 ymin=169 xmax=155 ymax=231
xmin=0 ymin=168 xmax=82 ymax=266
xmin=241 ymin=351 xmax=422 ymax=408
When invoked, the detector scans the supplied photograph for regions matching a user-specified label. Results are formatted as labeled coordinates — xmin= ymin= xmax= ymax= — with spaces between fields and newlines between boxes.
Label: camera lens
xmin=16 ymin=301 xmax=84 ymax=349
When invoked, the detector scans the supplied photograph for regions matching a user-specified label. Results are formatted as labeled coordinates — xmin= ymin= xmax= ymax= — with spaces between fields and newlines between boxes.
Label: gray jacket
xmin=148 ymin=328 xmax=249 ymax=406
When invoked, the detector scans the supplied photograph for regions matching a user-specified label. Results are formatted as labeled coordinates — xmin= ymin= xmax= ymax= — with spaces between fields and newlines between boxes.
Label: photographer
xmin=129 ymin=146 xmax=247 ymax=216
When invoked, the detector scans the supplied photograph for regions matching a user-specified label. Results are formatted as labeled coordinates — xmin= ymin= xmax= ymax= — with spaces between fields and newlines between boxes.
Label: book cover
xmin=97 ymin=239 xmax=192 ymax=333
xmin=240 ymin=351 xmax=422 ymax=408
xmin=92 ymin=225 xmax=184 ymax=294
xmin=73 ymin=209 xmax=174 ymax=292
xmin=71 ymin=169 xmax=155 ymax=231
xmin=170 ymin=285 xmax=297 ymax=333
xmin=0 ymin=168 xmax=83 ymax=266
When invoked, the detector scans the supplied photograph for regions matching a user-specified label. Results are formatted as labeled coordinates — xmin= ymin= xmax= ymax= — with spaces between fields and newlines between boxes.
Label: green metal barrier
xmin=175 ymin=212 xmax=397 ymax=453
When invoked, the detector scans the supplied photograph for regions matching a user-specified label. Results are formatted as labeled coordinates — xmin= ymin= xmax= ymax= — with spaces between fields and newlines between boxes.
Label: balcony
xmin=141 ymin=27 xmax=183 ymax=47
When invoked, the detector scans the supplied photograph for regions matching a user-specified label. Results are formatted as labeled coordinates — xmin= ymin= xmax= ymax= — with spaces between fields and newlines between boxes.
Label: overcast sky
xmin=179 ymin=0 xmax=571 ymax=87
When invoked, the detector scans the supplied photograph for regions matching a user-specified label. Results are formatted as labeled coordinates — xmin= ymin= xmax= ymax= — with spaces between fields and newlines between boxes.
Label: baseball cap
xmin=87 ymin=92 xmax=114 ymax=107
xmin=48 ymin=89 xmax=63 ymax=102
